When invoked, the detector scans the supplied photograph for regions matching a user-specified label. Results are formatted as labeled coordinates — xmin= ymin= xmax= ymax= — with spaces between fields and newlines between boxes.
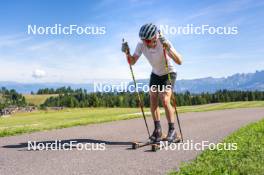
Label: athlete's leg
xmin=149 ymin=86 xmax=162 ymax=141
xmin=159 ymin=88 xmax=174 ymax=123
xmin=159 ymin=87 xmax=178 ymax=142
xmin=150 ymin=88 xmax=160 ymax=121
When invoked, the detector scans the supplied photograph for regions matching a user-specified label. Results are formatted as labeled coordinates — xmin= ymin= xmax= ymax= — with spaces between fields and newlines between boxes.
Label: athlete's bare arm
xmin=127 ymin=54 xmax=139 ymax=65
xmin=167 ymin=48 xmax=182 ymax=65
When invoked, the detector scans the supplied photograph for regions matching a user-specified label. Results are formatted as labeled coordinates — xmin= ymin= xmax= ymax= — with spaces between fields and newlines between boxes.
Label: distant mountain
xmin=131 ymin=70 xmax=264 ymax=93
xmin=177 ymin=70 xmax=264 ymax=93
xmin=0 ymin=70 xmax=264 ymax=94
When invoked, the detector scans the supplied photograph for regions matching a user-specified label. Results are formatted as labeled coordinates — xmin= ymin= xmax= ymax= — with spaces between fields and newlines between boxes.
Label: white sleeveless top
xmin=133 ymin=39 xmax=176 ymax=76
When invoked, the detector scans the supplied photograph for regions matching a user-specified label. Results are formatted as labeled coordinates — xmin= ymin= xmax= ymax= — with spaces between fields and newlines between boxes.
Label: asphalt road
xmin=1 ymin=108 xmax=264 ymax=175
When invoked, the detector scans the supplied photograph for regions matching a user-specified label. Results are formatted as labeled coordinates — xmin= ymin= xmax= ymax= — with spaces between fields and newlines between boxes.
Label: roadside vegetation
xmin=1 ymin=86 xmax=264 ymax=137
xmin=170 ymin=118 xmax=264 ymax=175
xmin=0 ymin=101 xmax=263 ymax=137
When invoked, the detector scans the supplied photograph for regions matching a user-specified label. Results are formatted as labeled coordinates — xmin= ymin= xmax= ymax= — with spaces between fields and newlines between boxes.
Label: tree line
xmin=1 ymin=86 xmax=264 ymax=110
xmin=36 ymin=86 xmax=77 ymax=94
xmin=0 ymin=87 xmax=27 ymax=110
xmin=41 ymin=88 xmax=264 ymax=108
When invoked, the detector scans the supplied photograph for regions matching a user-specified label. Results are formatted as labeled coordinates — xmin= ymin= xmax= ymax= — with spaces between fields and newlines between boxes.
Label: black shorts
xmin=149 ymin=72 xmax=177 ymax=92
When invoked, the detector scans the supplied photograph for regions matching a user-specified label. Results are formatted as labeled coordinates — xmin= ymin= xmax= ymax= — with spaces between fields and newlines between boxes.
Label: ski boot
xmin=149 ymin=127 xmax=163 ymax=143
xmin=165 ymin=128 xmax=177 ymax=143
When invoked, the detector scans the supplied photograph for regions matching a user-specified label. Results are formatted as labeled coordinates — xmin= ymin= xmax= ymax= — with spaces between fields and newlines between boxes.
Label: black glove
xmin=158 ymin=32 xmax=171 ymax=50
xmin=121 ymin=42 xmax=130 ymax=53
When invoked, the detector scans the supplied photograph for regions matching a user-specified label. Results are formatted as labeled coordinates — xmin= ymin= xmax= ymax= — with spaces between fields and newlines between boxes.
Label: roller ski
xmin=151 ymin=129 xmax=182 ymax=152
xmin=131 ymin=128 xmax=165 ymax=149
xmin=131 ymin=140 xmax=154 ymax=149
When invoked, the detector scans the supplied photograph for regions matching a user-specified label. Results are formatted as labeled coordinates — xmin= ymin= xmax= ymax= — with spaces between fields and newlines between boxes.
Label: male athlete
xmin=122 ymin=23 xmax=183 ymax=142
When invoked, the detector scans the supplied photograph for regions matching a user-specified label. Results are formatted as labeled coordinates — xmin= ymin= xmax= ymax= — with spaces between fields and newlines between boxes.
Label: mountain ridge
xmin=1 ymin=70 xmax=263 ymax=93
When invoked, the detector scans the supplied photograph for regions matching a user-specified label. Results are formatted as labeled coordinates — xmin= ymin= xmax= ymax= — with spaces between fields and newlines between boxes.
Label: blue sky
xmin=0 ymin=0 xmax=263 ymax=83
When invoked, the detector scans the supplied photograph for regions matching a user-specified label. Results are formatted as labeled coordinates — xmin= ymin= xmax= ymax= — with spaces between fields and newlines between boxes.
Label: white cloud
xmin=32 ymin=69 xmax=46 ymax=79
xmin=0 ymin=33 xmax=149 ymax=82
xmin=184 ymin=0 xmax=264 ymax=22
xmin=0 ymin=34 xmax=31 ymax=47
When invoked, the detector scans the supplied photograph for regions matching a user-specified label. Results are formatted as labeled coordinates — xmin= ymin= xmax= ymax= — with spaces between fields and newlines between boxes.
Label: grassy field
xmin=178 ymin=101 xmax=264 ymax=113
xmin=23 ymin=94 xmax=58 ymax=106
xmin=0 ymin=101 xmax=263 ymax=137
xmin=170 ymin=118 xmax=264 ymax=175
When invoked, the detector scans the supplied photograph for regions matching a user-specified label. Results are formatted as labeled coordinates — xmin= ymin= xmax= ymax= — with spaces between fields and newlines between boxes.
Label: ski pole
xmin=122 ymin=38 xmax=151 ymax=138
xmin=161 ymin=41 xmax=184 ymax=142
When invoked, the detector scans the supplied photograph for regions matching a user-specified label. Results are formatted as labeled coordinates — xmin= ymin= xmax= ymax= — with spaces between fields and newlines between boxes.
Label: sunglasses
xmin=143 ymin=39 xmax=152 ymax=44
xmin=143 ymin=35 xmax=157 ymax=44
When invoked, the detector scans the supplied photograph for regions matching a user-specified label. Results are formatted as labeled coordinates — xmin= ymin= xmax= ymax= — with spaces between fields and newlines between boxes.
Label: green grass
xmin=0 ymin=108 xmax=143 ymax=137
xmin=170 ymin=118 xmax=264 ymax=175
xmin=177 ymin=101 xmax=264 ymax=113
xmin=23 ymin=94 xmax=58 ymax=106
xmin=0 ymin=101 xmax=263 ymax=137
